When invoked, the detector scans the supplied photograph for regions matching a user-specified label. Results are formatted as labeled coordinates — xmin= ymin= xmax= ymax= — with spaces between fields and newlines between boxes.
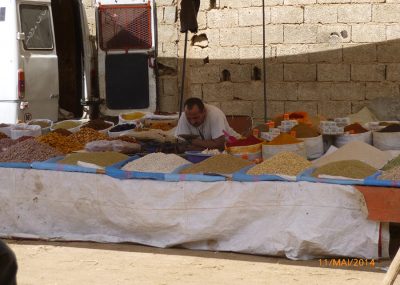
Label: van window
xmin=19 ymin=5 xmax=53 ymax=50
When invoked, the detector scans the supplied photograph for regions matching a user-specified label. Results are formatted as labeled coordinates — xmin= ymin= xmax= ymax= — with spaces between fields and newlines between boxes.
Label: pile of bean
xmin=0 ymin=138 xmax=16 ymax=152
xmin=0 ymin=132 xmax=9 ymax=140
xmin=69 ymin=128 xmax=108 ymax=145
xmin=51 ymin=128 xmax=72 ymax=136
xmin=122 ymin=152 xmax=190 ymax=173
xmin=37 ymin=132 xmax=83 ymax=154
xmin=180 ymin=154 xmax=253 ymax=174
xmin=382 ymin=154 xmax=400 ymax=171
xmin=313 ymin=160 xmax=377 ymax=179
xmin=53 ymin=121 xmax=81 ymax=130
xmin=109 ymin=124 xmax=136 ymax=132
xmin=380 ymin=165 xmax=400 ymax=181
xmin=0 ymin=138 xmax=62 ymax=163
xmin=247 ymin=152 xmax=311 ymax=176
xmin=59 ymin=151 xmax=128 ymax=167
xmin=81 ymin=119 xmax=112 ymax=131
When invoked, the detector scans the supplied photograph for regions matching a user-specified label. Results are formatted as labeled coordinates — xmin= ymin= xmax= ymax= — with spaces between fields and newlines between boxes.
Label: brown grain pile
xmin=313 ymin=160 xmax=377 ymax=179
xmin=380 ymin=165 xmax=400 ymax=181
xmin=58 ymin=151 xmax=128 ymax=167
xmin=37 ymin=132 xmax=83 ymax=154
xmin=0 ymin=132 xmax=9 ymax=140
xmin=81 ymin=119 xmax=112 ymax=131
xmin=180 ymin=154 xmax=253 ymax=174
xmin=69 ymin=128 xmax=108 ymax=145
xmin=0 ymin=138 xmax=16 ymax=152
xmin=0 ymin=139 xmax=62 ymax=163
xmin=51 ymin=128 xmax=73 ymax=136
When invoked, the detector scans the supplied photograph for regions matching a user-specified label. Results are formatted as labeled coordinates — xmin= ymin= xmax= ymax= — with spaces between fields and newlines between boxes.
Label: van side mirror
xmin=16 ymin=32 xmax=25 ymax=41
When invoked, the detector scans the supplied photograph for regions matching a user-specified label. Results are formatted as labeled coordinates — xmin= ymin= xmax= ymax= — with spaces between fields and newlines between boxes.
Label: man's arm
xmin=190 ymin=135 xmax=225 ymax=151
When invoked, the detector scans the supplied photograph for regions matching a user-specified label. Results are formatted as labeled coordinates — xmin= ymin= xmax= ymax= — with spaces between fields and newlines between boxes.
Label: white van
xmin=0 ymin=0 xmax=93 ymax=123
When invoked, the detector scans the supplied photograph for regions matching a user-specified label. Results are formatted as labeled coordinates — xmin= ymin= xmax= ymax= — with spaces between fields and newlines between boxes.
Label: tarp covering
xmin=0 ymin=168 xmax=389 ymax=260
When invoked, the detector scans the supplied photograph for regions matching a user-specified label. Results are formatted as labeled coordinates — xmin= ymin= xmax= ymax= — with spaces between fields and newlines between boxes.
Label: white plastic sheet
xmin=0 ymin=168 xmax=389 ymax=260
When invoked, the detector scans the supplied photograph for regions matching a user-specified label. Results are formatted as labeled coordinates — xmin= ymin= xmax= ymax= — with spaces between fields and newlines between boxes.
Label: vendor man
xmin=175 ymin=97 xmax=240 ymax=150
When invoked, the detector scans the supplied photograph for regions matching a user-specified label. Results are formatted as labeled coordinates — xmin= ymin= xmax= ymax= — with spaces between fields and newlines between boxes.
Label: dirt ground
xmin=5 ymin=239 xmax=399 ymax=285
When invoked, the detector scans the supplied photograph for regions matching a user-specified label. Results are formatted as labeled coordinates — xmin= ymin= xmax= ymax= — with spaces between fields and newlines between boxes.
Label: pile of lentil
xmin=122 ymin=152 xmax=190 ymax=173
xmin=0 ymin=138 xmax=62 ymax=163
xmin=180 ymin=154 xmax=253 ymax=174
xmin=382 ymin=154 xmax=400 ymax=171
xmin=313 ymin=160 xmax=377 ymax=179
xmin=247 ymin=152 xmax=311 ymax=176
xmin=380 ymin=165 xmax=400 ymax=181
xmin=291 ymin=123 xmax=319 ymax=138
xmin=52 ymin=121 xmax=81 ymax=130
xmin=37 ymin=132 xmax=83 ymax=154
xmin=267 ymin=133 xmax=301 ymax=145
xmin=379 ymin=124 xmax=400 ymax=133
xmin=81 ymin=119 xmax=112 ymax=131
xmin=58 ymin=151 xmax=128 ymax=167
xmin=69 ymin=128 xmax=108 ymax=145
xmin=51 ymin=128 xmax=72 ymax=136
xmin=344 ymin=123 xmax=368 ymax=134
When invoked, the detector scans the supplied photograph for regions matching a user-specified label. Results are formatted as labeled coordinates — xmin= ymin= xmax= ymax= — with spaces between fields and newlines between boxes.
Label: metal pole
xmin=179 ymin=31 xmax=189 ymax=118
xmin=262 ymin=0 xmax=267 ymax=122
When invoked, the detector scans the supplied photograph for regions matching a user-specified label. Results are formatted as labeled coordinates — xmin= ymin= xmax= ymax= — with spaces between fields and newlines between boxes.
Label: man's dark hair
xmin=184 ymin=97 xmax=205 ymax=111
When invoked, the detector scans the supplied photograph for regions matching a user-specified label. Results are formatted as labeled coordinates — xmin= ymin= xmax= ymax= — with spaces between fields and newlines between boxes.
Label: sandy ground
xmin=5 ymin=240 xmax=399 ymax=285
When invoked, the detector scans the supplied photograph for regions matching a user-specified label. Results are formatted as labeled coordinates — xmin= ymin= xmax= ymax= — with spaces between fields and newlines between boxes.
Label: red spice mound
xmin=226 ymin=135 xmax=262 ymax=147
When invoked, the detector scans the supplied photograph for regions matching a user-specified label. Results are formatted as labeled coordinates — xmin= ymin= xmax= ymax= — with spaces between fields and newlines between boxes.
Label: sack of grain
xmin=373 ymin=132 xmax=400 ymax=150
xmin=262 ymin=142 xmax=306 ymax=160
xmin=334 ymin=131 xmax=372 ymax=148
xmin=11 ymin=124 xmax=41 ymax=139
xmin=299 ymin=135 xmax=324 ymax=160
xmin=226 ymin=143 xmax=262 ymax=162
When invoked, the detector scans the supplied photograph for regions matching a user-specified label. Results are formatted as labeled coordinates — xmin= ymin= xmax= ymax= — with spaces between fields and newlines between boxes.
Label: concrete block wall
xmin=83 ymin=0 xmax=400 ymax=122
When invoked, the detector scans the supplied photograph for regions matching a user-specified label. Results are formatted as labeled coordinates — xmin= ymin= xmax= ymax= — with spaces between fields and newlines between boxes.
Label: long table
xmin=0 ymin=168 xmax=390 ymax=260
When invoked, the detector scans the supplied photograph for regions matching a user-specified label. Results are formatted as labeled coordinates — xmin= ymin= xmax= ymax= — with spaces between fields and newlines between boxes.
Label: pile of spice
xmin=0 ymin=139 xmax=62 ymax=163
xmin=291 ymin=123 xmax=319 ymax=138
xmin=226 ymin=135 xmax=261 ymax=147
xmin=58 ymin=152 xmax=128 ymax=167
xmin=52 ymin=121 xmax=81 ymax=130
xmin=121 ymin=112 xmax=146 ymax=120
xmin=313 ymin=160 xmax=377 ymax=179
xmin=380 ymin=165 xmax=400 ymax=181
xmin=15 ymin=136 xmax=33 ymax=143
xmin=37 ymin=132 xmax=83 ymax=154
xmin=81 ymin=119 xmax=113 ymax=131
xmin=180 ymin=154 xmax=252 ymax=174
xmin=69 ymin=128 xmax=108 ymax=145
xmin=51 ymin=128 xmax=72 ymax=136
xmin=344 ymin=123 xmax=368 ymax=134
xmin=0 ymin=132 xmax=9 ymax=140
xmin=247 ymin=152 xmax=311 ymax=176
xmin=122 ymin=153 xmax=190 ymax=173
xmin=379 ymin=124 xmax=400 ymax=133
xmin=0 ymin=138 xmax=16 ymax=152
xmin=382 ymin=154 xmax=400 ymax=171
xmin=109 ymin=124 xmax=136 ymax=133
xmin=267 ymin=133 xmax=301 ymax=145
xmin=313 ymin=141 xmax=390 ymax=169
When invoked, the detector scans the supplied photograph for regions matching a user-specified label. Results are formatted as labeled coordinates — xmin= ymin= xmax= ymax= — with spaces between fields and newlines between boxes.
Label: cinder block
xmin=207 ymin=9 xmax=239 ymax=29
xmin=285 ymin=101 xmax=318 ymax=116
xmin=338 ymin=4 xmax=371 ymax=23
xmin=305 ymin=5 xmax=337 ymax=24
xmin=351 ymin=64 xmax=386 ymax=81
xmin=317 ymin=25 xmax=351 ymax=43
xmin=308 ymin=44 xmax=343 ymax=63
xmin=373 ymin=4 xmax=400 ymax=23
xmin=343 ymin=44 xmax=377 ymax=63
xmin=352 ymin=25 xmax=386 ymax=43
xmin=252 ymin=25 xmax=284 ymax=45
xmin=163 ymin=78 xmax=178 ymax=96
xmin=240 ymin=46 xmax=272 ymax=63
xmin=267 ymin=83 xmax=298 ymax=100
xmin=284 ymin=64 xmax=317 ymax=81
xmin=298 ymin=82 xmax=333 ymax=100
xmin=366 ymin=82 xmax=400 ymax=100
xmin=351 ymin=101 xmax=367 ymax=114
xmin=386 ymin=64 xmax=400 ymax=81
xmin=318 ymin=101 xmax=351 ymax=118
xmin=285 ymin=0 xmax=316 ymax=4
xmin=163 ymin=6 xmax=177 ymax=25
xmin=318 ymin=0 xmax=351 ymax=3
xmin=203 ymin=82 xmax=234 ymax=102
xmin=271 ymin=6 xmax=304 ymax=24
xmin=331 ymin=83 xmax=366 ymax=100
xmin=317 ymin=64 xmax=351 ymax=82
xmin=157 ymin=25 xmax=178 ymax=43
xmin=253 ymin=101 xmax=285 ymax=119
xmin=161 ymin=42 xmax=178 ymax=58
xmin=220 ymin=28 xmax=252 ymax=46
xmin=159 ymin=95 xmax=178 ymax=113
xmin=208 ymin=46 xmax=240 ymax=63
xmin=189 ymin=65 xmax=221 ymax=84
xmin=188 ymin=84 xmax=203 ymax=99
xmin=386 ymin=25 xmax=400 ymax=40
xmin=220 ymin=0 xmax=250 ymax=8
xmin=276 ymin=45 xmax=310 ymax=63
xmin=284 ymin=25 xmax=318 ymax=44
xmin=377 ymin=43 xmax=400 ymax=63
xmin=219 ymin=64 xmax=252 ymax=83
xmin=252 ymin=0 xmax=283 ymax=6
xmin=155 ymin=0 xmax=175 ymax=6
xmin=197 ymin=11 xmax=207 ymax=30
xmin=230 ymin=82 xmax=264 ymax=101
xmin=221 ymin=100 xmax=253 ymax=116
xmin=239 ymin=7 xmax=270 ymax=27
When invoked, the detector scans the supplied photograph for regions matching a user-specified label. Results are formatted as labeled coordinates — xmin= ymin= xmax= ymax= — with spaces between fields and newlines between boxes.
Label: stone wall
xmin=83 ymin=0 xmax=400 ymax=122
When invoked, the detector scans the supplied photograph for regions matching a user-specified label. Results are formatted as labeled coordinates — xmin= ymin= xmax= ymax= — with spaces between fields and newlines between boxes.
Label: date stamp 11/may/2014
xmin=319 ymin=259 xmax=375 ymax=268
